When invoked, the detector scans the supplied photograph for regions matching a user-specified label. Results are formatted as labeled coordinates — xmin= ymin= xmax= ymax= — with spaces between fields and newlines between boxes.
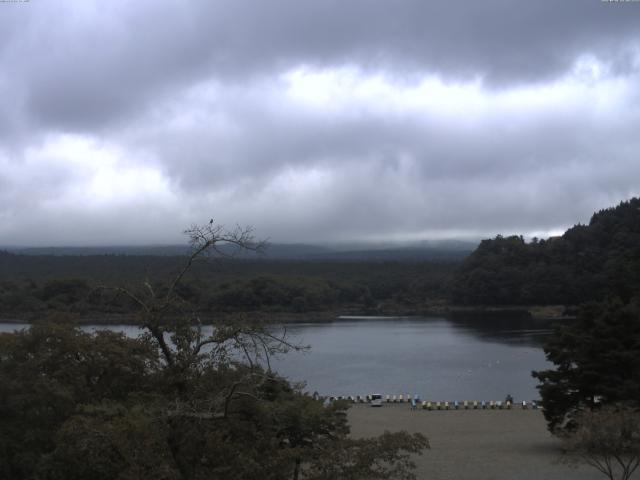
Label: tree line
xmin=451 ymin=198 xmax=640 ymax=306
xmin=0 ymin=256 xmax=454 ymax=320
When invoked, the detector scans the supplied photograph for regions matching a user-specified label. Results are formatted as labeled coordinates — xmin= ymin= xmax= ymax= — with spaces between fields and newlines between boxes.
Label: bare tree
xmin=563 ymin=406 xmax=640 ymax=480
xmin=101 ymin=221 xmax=297 ymax=372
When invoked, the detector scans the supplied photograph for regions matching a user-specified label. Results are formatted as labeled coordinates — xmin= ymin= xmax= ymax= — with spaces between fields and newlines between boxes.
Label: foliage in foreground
xmin=562 ymin=406 xmax=640 ymax=480
xmin=533 ymin=298 xmax=640 ymax=432
xmin=0 ymin=222 xmax=428 ymax=480
xmin=0 ymin=318 xmax=427 ymax=480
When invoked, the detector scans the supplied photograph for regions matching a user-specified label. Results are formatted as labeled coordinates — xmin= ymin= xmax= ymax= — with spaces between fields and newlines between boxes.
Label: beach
xmin=348 ymin=404 xmax=603 ymax=480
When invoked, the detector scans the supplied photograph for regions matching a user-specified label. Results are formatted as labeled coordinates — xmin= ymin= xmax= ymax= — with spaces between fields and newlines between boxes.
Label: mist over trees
xmin=3 ymin=197 xmax=640 ymax=323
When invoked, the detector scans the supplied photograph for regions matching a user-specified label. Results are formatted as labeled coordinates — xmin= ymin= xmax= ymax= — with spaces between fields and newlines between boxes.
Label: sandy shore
xmin=348 ymin=404 xmax=602 ymax=480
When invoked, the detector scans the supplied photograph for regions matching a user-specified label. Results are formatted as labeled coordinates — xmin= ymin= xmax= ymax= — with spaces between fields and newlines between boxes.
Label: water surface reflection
xmin=0 ymin=316 xmax=561 ymax=401
xmin=269 ymin=316 xmax=559 ymax=400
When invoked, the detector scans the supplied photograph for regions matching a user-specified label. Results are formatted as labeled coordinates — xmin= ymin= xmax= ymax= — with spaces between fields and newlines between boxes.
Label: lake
xmin=0 ymin=315 xmax=558 ymax=401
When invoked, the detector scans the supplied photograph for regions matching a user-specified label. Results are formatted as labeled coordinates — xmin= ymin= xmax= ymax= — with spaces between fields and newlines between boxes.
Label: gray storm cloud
xmin=0 ymin=0 xmax=639 ymax=246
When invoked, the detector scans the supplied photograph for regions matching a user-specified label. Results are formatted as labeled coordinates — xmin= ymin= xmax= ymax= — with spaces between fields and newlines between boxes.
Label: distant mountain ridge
xmin=451 ymin=197 xmax=640 ymax=305
xmin=6 ymin=240 xmax=476 ymax=262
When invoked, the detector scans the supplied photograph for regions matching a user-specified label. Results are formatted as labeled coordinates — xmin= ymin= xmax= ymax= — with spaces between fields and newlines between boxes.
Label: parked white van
xmin=370 ymin=393 xmax=383 ymax=407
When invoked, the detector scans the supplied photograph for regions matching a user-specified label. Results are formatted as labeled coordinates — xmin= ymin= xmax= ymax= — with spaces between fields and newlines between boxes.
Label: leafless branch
xmin=166 ymin=222 xmax=265 ymax=303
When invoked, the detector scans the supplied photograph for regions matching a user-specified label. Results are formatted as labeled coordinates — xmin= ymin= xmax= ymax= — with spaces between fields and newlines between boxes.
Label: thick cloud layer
xmin=1 ymin=0 xmax=639 ymax=245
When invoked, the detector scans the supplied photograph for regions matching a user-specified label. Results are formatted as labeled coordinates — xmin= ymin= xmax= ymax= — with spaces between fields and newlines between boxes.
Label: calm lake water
xmin=0 ymin=316 xmax=558 ymax=401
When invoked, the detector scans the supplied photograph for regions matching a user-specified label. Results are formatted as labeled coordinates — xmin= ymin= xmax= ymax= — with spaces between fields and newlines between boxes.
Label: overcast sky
xmin=1 ymin=0 xmax=639 ymax=246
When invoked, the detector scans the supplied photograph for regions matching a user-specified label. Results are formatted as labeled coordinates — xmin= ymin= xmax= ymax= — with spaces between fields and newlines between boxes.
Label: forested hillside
xmin=4 ymin=198 xmax=638 ymax=316
xmin=451 ymin=198 xmax=640 ymax=306
xmin=0 ymin=254 xmax=454 ymax=320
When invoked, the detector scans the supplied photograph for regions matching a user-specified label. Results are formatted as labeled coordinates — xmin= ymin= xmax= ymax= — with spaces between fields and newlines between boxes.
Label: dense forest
xmin=0 ymin=253 xmax=455 ymax=321
xmin=2 ymin=197 xmax=639 ymax=322
xmin=451 ymin=198 xmax=640 ymax=306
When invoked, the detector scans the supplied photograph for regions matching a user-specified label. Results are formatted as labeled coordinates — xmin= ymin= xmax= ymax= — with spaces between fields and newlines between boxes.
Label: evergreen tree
xmin=532 ymin=298 xmax=640 ymax=432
